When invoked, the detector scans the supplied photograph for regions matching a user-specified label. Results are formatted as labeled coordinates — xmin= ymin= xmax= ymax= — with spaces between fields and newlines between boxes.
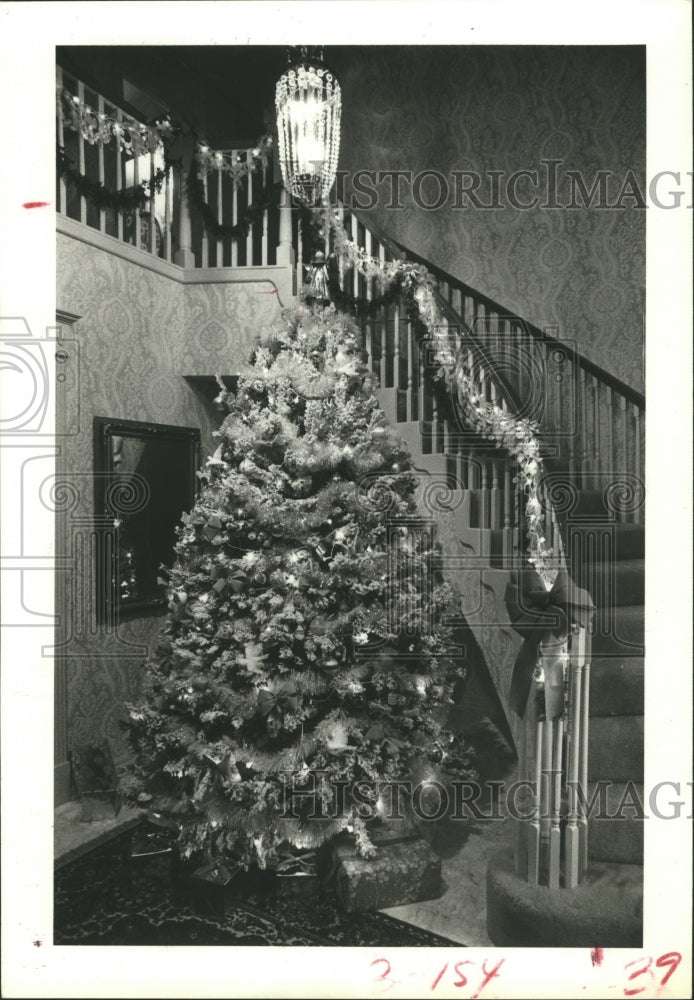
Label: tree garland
xmin=323 ymin=208 xmax=556 ymax=582
xmin=57 ymin=147 xmax=168 ymax=211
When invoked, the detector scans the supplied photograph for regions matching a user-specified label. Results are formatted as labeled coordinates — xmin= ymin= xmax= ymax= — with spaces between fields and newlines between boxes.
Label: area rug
xmin=54 ymin=830 xmax=459 ymax=947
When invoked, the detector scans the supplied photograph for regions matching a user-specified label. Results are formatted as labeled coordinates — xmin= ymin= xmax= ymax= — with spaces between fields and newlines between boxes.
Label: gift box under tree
xmin=174 ymin=859 xmax=245 ymax=919
xmin=331 ymin=833 xmax=442 ymax=913
xmin=274 ymin=850 xmax=320 ymax=905
xmin=129 ymin=820 xmax=177 ymax=879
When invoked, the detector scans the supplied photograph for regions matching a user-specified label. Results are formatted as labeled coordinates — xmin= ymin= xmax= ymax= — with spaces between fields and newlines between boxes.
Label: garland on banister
xmin=186 ymin=164 xmax=285 ymax=241
xmin=321 ymin=207 xmax=556 ymax=582
xmin=195 ymin=135 xmax=274 ymax=186
xmin=57 ymin=86 xmax=174 ymax=155
xmin=57 ymin=147 xmax=168 ymax=211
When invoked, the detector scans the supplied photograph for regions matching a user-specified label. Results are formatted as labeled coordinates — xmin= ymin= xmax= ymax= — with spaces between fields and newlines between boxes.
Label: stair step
xmin=486 ymin=848 xmax=642 ymax=947
xmin=588 ymin=716 xmax=644 ymax=782
xmin=587 ymin=782 xmax=645 ymax=865
xmin=590 ymin=657 xmax=644 ymax=716
xmin=568 ymin=522 xmax=644 ymax=560
xmin=574 ymin=559 xmax=644 ymax=607
xmin=592 ymin=605 xmax=644 ymax=656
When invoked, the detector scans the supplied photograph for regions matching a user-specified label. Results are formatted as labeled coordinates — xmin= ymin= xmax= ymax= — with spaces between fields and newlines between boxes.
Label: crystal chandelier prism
xmin=275 ymin=58 xmax=341 ymax=205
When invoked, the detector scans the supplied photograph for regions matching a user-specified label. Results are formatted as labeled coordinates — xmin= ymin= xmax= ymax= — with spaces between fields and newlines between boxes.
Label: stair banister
xmin=328 ymin=206 xmax=601 ymax=890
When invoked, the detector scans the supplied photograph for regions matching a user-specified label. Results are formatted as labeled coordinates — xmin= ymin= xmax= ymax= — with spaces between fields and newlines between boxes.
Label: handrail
xmin=388 ymin=236 xmax=645 ymax=410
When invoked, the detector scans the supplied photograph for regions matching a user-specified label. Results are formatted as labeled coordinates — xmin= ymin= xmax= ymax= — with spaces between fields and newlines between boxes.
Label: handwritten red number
xmin=473 ymin=958 xmax=506 ymax=999
xmin=453 ymin=961 xmax=472 ymax=988
xmin=431 ymin=963 xmax=448 ymax=990
xmin=655 ymin=952 xmax=682 ymax=987
xmin=624 ymin=956 xmax=653 ymax=996
xmin=371 ymin=958 xmax=396 ymax=993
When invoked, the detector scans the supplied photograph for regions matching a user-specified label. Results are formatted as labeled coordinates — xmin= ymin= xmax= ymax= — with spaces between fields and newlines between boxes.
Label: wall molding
xmin=57 ymin=217 xmax=295 ymax=307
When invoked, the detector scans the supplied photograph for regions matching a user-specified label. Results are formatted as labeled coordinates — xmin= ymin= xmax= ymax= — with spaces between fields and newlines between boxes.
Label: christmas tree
xmin=123 ymin=302 xmax=475 ymax=867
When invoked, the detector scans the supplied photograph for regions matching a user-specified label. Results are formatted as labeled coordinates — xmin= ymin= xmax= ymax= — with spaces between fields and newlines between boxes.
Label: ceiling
xmin=57 ymin=44 xmax=368 ymax=146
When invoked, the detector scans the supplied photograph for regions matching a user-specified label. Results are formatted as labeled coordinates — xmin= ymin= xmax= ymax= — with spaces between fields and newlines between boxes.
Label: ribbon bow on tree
xmin=504 ymin=563 xmax=594 ymax=718
xmin=257 ymin=685 xmax=300 ymax=721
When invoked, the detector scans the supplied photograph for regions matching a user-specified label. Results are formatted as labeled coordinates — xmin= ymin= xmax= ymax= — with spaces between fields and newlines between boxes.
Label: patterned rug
xmin=54 ymin=830 xmax=459 ymax=947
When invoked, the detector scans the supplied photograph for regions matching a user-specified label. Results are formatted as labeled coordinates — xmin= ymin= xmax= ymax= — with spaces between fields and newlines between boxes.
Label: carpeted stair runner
xmin=487 ymin=491 xmax=644 ymax=947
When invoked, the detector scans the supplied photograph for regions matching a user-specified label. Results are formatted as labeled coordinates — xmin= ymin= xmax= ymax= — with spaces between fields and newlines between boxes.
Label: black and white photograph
xmin=1 ymin=2 xmax=691 ymax=997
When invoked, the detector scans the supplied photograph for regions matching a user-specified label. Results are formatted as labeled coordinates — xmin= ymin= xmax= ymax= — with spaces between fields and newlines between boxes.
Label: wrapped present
xmin=332 ymin=835 xmax=441 ymax=913
xmin=174 ymin=859 xmax=245 ymax=918
xmin=129 ymin=821 xmax=176 ymax=878
xmin=275 ymin=850 xmax=320 ymax=905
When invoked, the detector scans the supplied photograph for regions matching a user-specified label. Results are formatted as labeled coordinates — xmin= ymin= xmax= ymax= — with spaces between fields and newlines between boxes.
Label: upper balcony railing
xmin=57 ymin=67 xmax=287 ymax=273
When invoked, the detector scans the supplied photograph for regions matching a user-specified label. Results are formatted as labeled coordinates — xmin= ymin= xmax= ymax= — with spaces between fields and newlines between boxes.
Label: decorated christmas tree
xmin=122 ymin=302 xmax=475 ymax=868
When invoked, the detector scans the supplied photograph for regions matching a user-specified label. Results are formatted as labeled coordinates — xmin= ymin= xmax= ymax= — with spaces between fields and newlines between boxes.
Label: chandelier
xmin=275 ymin=54 xmax=341 ymax=205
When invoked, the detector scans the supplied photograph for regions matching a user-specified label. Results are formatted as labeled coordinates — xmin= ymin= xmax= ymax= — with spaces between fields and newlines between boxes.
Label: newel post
xmin=273 ymin=132 xmax=295 ymax=272
xmin=174 ymin=164 xmax=196 ymax=270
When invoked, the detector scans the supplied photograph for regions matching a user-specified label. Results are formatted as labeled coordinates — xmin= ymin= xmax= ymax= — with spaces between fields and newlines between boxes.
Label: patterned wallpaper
xmin=337 ymin=45 xmax=645 ymax=392
xmin=56 ymin=233 xmax=282 ymax=755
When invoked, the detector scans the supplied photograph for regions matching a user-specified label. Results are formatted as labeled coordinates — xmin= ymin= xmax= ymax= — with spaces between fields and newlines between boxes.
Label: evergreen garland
xmin=57 ymin=146 xmax=168 ymax=211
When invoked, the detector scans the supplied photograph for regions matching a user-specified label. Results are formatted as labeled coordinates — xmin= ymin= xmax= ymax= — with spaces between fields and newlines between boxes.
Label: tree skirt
xmin=55 ymin=831 xmax=458 ymax=947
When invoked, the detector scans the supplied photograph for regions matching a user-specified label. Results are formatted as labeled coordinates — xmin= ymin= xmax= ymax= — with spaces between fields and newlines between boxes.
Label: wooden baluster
xmin=337 ymin=203 xmax=345 ymax=290
xmin=115 ymin=108 xmax=123 ymax=242
xmin=527 ymin=703 xmax=543 ymax=885
xmin=231 ymin=152 xmax=238 ymax=266
xmin=261 ymin=162 xmax=269 ymax=266
xmin=540 ymin=714 xmax=554 ymax=884
xmin=296 ymin=214 xmax=303 ymax=293
xmin=451 ymin=285 xmax=462 ymax=321
xmin=579 ymin=628 xmax=591 ymax=879
xmin=566 ymin=357 xmax=577 ymax=478
xmin=432 ymin=389 xmax=440 ymax=454
xmin=77 ymin=80 xmax=87 ymax=225
xmin=406 ymin=313 xmax=414 ymax=422
xmin=378 ymin=240 xmax=386 ymax=299
xmin=216 ymin=165 xmax=223 ymax=267
xmin=164 ymin=156 xmax=172 ymax=262
xmin=148 ymin=150 xmax=157 ymax=255
xmin=393 ymin=300 xmax=400 ymax=392
xmin=591 ymin=375 xmax=601 ymax=487
xmin=633 ymin=403 xmax=642 ymax=526
xmin=579 ymin=365 xmax=588 ymax=487
xmin=364 ymin=313 xmax=374 ymax=381
xmin=552 ymin=508 xmax=561 ymax=560
xmin=549 ymin=710 xmax=564 ymax=889
xmin=480 ymin=456 xmax=489 ymax=528
xmin=565 ymin=628 xmax=584 ymax=888
xmin=56 ymin=68 xmax=67 ymax=215
xmin=380 ymin=304 xmax=388 ymax=390
xmin=503 ymin=462 xmax=512 ymax=566
xmin=353 ymin=218 xmax=361 ymax=300
xmin=619 ymin=396 xmax=628 ymax=522
xmin=245 ymin=158 xmax=253 ymax=265
xmin=417 ymin=323 xmax=426 ymax=422
xmin=606 ymin=385 xmax=615 ymax=484
xmin=132 ymin=125 xmax=140 ymax=250
xmin=97 ymin=94 xmax=106 ymax=234
xmin=490 ymin=459 xmax=500 ymax=529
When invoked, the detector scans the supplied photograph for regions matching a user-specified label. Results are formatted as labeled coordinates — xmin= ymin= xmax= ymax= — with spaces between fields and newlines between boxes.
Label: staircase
xmin=337 ymin=212 xmax=646 ymax=948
